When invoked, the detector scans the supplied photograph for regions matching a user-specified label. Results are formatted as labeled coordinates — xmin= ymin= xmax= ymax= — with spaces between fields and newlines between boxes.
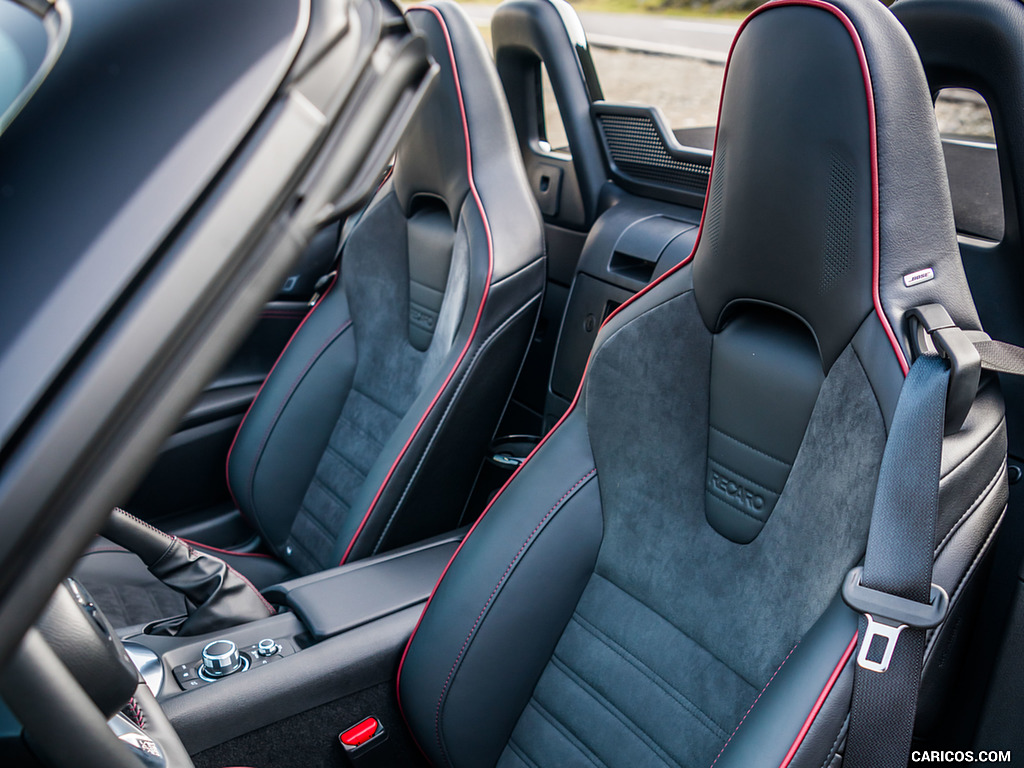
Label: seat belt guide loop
xmin=842 ymin=567 xmax=949 ymax=672
xmin=906 ymin=304 xmax=984 ymax=434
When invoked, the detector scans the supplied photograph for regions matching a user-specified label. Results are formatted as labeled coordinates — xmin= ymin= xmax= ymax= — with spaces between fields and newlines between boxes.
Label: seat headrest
xmin=397 ymin=2 xmax=543 ymax=287
xmin=397 ymin=3 xmax=503 ymax=223
xmin=692 ymin=0 xmax=980 ymax=374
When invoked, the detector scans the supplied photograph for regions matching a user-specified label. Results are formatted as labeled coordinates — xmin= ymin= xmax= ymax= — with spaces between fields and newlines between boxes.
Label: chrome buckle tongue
xmin=856 ymin=614 xmax=907 ymax=673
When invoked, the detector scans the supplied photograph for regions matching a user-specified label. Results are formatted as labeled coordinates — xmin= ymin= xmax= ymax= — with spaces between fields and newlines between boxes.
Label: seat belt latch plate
xmin=857 ymin=614 xmax=906 ymax=673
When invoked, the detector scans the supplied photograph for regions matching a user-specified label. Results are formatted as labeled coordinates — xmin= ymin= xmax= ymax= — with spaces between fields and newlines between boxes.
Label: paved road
xmin=458 ymin=3 xmax=740 ymax=62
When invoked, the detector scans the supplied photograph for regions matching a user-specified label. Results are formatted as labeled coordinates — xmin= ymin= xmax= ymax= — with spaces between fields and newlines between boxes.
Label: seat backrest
xmin=225 ymin=1 xmax=545 ymax=574
xmin=396 ymin=1 xmax=1008 ymax=766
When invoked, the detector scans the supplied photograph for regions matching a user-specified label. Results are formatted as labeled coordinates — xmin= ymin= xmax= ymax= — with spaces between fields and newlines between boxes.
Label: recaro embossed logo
xmin=709 ymin=470 xmax=765 ymax=511
xmin=409 ymin=305 xmax=437 ymax=331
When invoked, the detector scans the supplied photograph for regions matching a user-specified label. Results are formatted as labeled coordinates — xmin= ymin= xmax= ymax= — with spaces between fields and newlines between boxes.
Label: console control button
xmin=175 ymin=637 xmax=293 ymax=689
xmin=172 ymin=663 xmax=210 ymax=690
xmin=201 ymin=640 xmax=242 ymax=678
xmin=257 ymin=638 xmax=279 ymax=657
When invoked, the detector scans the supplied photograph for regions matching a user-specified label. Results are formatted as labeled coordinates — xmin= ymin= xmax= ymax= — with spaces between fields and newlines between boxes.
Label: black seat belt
xmin=843 ymin=304 xmax=1024 ymax=767
xmin=842 ymin=353 xmax=949 ymax=767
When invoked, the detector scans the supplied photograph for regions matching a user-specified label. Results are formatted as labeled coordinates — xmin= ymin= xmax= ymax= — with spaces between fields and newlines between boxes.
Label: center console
xmin=120 ymin=533 xmax=460 ymax=755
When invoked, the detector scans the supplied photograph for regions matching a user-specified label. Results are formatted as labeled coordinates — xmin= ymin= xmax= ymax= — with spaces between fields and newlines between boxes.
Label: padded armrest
xmin=263 ymin=531 xmax=463 ymax=641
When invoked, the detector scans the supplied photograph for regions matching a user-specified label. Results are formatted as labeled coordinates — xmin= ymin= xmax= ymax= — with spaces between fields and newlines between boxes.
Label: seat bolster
xmin=826 ymin=0 xmax=983 ymax=350
xmin=226 ymin=283 xmax=357 ymax=551
xmin=916 ymin=377 xmax=1008 ymax=733
xmin=713 ymin=598 xmax=859 ymax=768
xmin=398 ymin=411 xmax=602 ymax=768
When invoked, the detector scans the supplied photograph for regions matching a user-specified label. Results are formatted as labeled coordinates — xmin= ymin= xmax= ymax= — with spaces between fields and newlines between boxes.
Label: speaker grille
xmin=598 ymin=113 xmax=711 ymax=193
xmin=820 ymin=152 xmax=856 ymax=293
xmin=704 ymin=141 xmax=727 ymax=252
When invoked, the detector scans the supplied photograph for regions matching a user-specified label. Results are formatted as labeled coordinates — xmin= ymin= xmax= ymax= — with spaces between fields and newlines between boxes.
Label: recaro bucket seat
xmin=73 ymin=0 xmax=546 ymax=630
xmin=396 ymin=0 xmax=1008 ymax=765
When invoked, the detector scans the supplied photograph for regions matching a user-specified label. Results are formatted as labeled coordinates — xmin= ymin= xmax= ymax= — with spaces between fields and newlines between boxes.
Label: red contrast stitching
xmin=114 ymin=508 xmax=174 ymax=543
xmin=227 ymin=564 xmax=276 ymax=616
xmin=223 ymin=272 xmax=342 ymax=512
xmin=243 ymin=319 xmax=353 ymax=520
xmin=710 ymin=641 xmax=800 ymax=768
xmin=433 ymin=468 xmax=597 ymax=765
xmin=181 ymin=539 xmax=274 ymax=559
xmin=181 ymin=541 xmax=275 ymax=616
xmin=125 ymin=696 xmax=146 ymax=730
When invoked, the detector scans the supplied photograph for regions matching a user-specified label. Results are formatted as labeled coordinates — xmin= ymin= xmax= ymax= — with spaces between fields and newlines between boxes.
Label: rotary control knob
xmin=201 ymin=640 xmax=242 ymax=678
xmin=257 ymin=638 xmax=279 ymax=657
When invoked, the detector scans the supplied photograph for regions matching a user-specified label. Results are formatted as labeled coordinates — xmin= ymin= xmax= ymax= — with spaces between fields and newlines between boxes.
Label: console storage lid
xmin=263 ymin=532 xmax=461 ymax=641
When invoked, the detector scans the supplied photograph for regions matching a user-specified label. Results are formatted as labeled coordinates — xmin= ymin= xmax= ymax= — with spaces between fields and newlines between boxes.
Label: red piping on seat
xmin=760 ymin=0 xmax=907 ymax=375
xmin=395 ymin=85 xmax=703 ymax=768
xmin=608 ymin=0 xmax=911 ymax=379
xmin=395 ymin=0 xmax=716 ymax=746
xmin=395 ymin=330 xmax=593 ymax=760
xmin=336 ymin=3 xmax=495 ymax=566
xmin=432 ymin=468 xmax=598 ymax=762
xmin=224 ymin=167 xmax=393 ymax=530
xmin=777 ymin=631 xmax=858 ymax=768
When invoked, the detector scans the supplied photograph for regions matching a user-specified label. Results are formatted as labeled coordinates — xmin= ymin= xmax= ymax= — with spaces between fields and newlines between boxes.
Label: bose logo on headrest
xmin=903 ymin=267 xmax=934 ymax=287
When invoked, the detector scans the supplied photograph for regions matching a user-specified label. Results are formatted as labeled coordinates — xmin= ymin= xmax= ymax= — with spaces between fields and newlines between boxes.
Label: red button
xmin=340 ymin=717 xmax=379 ymax=747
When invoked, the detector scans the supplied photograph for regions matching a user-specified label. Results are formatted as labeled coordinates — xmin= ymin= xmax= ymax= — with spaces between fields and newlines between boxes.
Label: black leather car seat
xmin=74 ymin=1 xmax=546 ymax=629
xmin=396 ymin=0 xmax=1008 ymax=766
